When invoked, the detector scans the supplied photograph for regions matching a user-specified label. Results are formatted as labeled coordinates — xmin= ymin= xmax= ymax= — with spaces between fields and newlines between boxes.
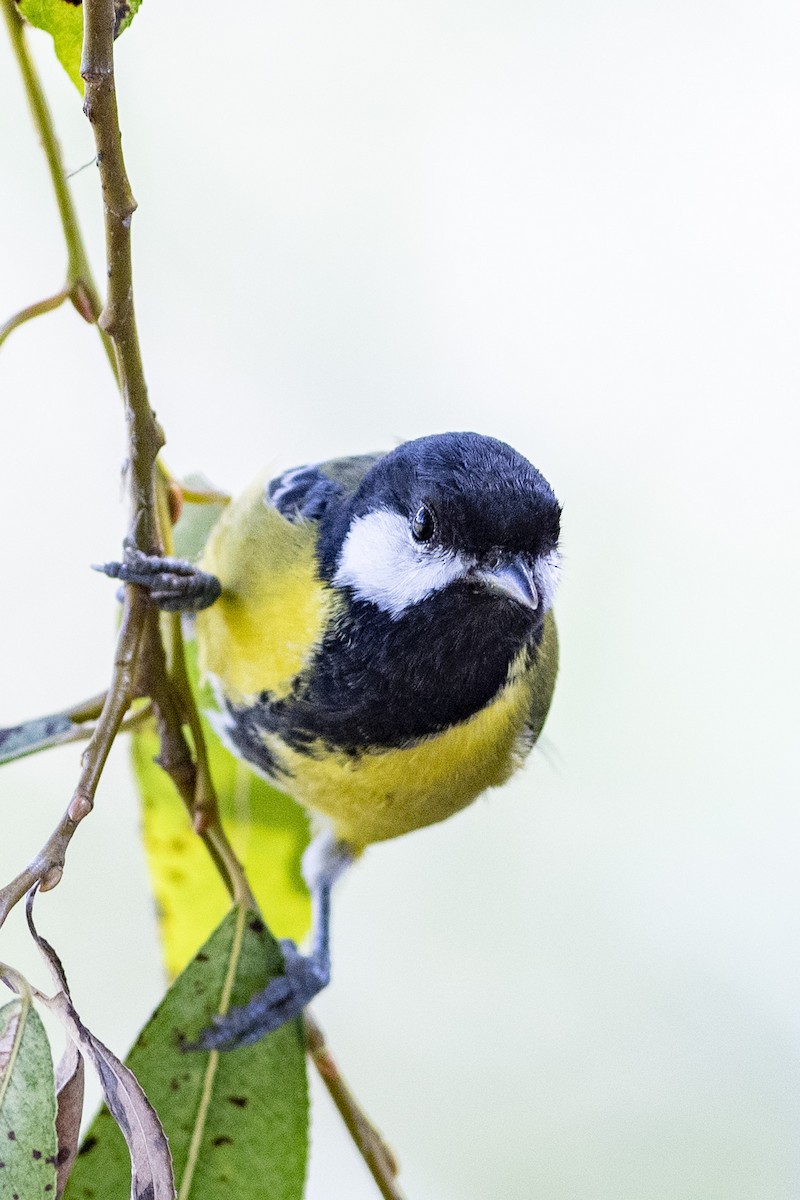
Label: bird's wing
xmin=266 ymin=453 xmax=385 ymax=524
xmin=521 ymin=611 xmax=559 ymax=747
xmin=198 ymin=454 xmax=384 ymax=703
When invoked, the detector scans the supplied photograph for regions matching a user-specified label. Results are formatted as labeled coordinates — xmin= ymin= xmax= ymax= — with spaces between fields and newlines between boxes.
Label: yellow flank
xmin=262 ymin=612 xmax=559 ymax=850
xmin=197 ymin=473 xmax=336 ymax=702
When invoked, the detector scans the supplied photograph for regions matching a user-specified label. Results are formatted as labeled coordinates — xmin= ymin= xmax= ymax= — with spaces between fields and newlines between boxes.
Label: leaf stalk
xmin=0 ymin=0 xmax=116 ymax=373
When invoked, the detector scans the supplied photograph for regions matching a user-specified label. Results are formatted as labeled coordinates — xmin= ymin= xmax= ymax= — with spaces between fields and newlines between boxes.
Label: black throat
xmin=269 ymin=583 xmax=542 ymax=752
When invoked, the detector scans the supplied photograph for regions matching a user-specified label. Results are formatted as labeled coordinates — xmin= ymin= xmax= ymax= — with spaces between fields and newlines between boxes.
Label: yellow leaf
xmin=133 ymin=652 xmax=310 ymax=979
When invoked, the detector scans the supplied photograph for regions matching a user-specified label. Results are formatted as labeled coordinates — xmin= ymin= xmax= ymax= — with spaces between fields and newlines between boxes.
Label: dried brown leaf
xmin=55 ymin=1036 xmax=84 ymax=1197
xmin=27 ymin=893 xmax=176 ymax=1200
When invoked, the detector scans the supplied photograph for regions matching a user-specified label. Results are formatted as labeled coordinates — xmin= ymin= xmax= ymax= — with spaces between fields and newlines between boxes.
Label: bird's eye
xmin=410 ymin=504 xmax=436 ymax=543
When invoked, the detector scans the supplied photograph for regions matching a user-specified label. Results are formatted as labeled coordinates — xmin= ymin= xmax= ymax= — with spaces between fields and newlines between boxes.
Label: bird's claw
xmin=186 ymin=940 xmax=329 ymax=1052
xmin=93 ymin=547 xmax=221 ymax=612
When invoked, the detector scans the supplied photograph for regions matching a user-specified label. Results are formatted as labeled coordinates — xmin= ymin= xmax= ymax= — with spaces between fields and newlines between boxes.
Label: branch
xmin=67 ymin=699 xmax=155 ymax=742
xmin=82 ymin=0 xmax=163 ymax=555
xmin=0 ymin=0 xmax=160 ymax=926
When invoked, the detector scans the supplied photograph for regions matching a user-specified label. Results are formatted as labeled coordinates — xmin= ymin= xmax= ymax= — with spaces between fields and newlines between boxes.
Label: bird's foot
xmin=186 ymin=940 xmax=328 ymax=1051
xmin=187 ymin=832 xmax=353 ymax=1052
xmin=94 ymin=545 xmax=221 ymax=612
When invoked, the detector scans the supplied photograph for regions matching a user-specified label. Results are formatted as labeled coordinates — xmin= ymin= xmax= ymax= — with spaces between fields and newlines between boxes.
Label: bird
xmin=100 ymin=431 xmax=562 ymax=1048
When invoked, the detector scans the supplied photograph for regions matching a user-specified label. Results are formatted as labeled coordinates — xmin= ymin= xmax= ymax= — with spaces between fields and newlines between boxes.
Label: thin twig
xmin=63 ymin=692 xmax=108 ymax=725
xmin=63 ymin=699 xmax=155 ymax=744
xmin=304 ymin=1012 xmax=405 ymax=1200
xmin=0 ymin=287 xmax=69 ymax=349
xmin=0 ymin=0 xmax=117 ymax=375
xmin=0 ymin=588 xmax=147 ymax=923
xmin=142 ymin=598 xmax=255 ymax=909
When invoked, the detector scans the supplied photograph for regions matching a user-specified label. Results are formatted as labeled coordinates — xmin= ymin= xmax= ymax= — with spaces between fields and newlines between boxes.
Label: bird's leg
xmin=187 ymin=830 xmax=354 ymax=1051
xmin=94 ymin=541 xmax=221 ymax=612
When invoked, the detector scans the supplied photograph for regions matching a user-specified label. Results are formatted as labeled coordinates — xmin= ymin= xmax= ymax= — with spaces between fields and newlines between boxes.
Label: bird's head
xmin=321 ymin=432 xmax=561 ymax=622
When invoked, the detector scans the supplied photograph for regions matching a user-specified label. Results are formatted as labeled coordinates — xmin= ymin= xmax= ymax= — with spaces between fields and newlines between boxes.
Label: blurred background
xmin=1 ymin=0 xmax=799 ymax=1196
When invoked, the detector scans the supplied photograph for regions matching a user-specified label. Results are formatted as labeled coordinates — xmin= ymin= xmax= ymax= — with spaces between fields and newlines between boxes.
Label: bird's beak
xmin=475 ymin=559 xmax=539 ymax=610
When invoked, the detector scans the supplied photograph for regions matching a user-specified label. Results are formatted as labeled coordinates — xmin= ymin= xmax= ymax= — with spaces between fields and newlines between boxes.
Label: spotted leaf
xmin=63 ymin=907 xmax=308 ymax=1200
xmin=0 ymin=993 xmax=58 ymax=1199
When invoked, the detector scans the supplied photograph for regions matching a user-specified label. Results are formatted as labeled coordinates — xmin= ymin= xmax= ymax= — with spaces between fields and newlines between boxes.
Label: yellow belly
xmin=243 ymin=614 xmax=558 ymax=850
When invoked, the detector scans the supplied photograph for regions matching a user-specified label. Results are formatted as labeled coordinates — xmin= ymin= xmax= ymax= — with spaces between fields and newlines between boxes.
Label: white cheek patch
xmin=334 ymin=509 xmax=473 ymax=618
xmin=533 ymin=548 xmax=561 ymax=613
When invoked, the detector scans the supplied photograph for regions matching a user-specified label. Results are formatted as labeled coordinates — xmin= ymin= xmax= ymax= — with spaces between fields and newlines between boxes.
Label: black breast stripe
xmin=227 ymin=585 xmax=542 ymax=756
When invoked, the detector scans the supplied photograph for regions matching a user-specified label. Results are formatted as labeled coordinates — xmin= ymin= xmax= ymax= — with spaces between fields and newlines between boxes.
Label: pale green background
xmin=1 ymin=1 xmax=799 ymax=1197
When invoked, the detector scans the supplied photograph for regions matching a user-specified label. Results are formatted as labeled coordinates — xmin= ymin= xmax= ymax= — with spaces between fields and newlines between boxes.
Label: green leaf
xmin=64 ymin=907 xmax=309 ymax=1200
xmin=0 ymin=995 xmax=58 ymax=1198
xmin=17 ymin=0 xmax=143 ymax=94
